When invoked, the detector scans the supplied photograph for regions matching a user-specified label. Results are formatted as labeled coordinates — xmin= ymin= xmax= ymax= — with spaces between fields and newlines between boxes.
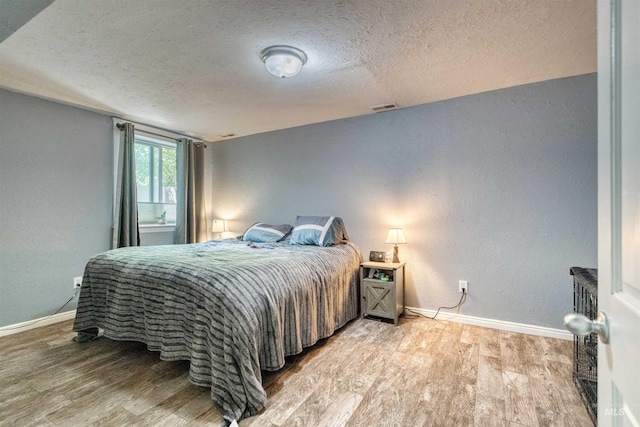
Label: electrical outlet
xmin=73 ymin=276 xmax=83 ymax=289
xmin=459 ymin=280 xmax=468 ymax=293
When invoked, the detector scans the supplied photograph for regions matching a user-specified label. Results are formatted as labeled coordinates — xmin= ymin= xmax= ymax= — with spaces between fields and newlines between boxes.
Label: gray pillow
xmin=289 ymin=216 xmax=349 ymax=246
xmin=242 ymin=222 xmax=292 ymax=243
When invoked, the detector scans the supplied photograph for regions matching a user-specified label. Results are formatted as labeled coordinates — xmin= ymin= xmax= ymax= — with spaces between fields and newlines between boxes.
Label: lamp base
xmin=392 ymin=245 xmax=400 ymax=263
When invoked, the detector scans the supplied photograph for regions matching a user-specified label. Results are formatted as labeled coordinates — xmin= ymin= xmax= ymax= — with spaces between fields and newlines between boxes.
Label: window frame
xmin=134 ymin=133 xmax=178 ymax=225
xmin=135 ymin=134 xmax=176 ymax=204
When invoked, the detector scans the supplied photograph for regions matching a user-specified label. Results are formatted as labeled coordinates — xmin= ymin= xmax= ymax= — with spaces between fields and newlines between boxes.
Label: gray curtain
xmin=175 ymin=138 xmax=207 ymax=244
xmin=114 ymin=122 xmax=140 ymax=248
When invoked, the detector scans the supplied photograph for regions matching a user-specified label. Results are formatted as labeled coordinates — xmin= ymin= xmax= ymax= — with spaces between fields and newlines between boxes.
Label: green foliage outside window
xmin=135 ymin=144 xmax=150 ymax=187
xmin=134 ymin=140 xmax=176 ymax=204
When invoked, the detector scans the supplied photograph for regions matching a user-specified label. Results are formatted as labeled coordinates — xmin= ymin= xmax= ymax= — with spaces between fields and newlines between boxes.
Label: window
xmin=134 ymin=135 xmax=177 ymax=224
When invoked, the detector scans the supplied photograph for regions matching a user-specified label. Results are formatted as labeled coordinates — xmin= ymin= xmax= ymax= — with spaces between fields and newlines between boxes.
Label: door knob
xmin=564 ymin=311 xmax=609 ymax=344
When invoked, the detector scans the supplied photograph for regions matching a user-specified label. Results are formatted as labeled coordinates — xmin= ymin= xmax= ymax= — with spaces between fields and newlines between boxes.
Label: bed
xmin=72 ymin=236 xmax=361 ymax=423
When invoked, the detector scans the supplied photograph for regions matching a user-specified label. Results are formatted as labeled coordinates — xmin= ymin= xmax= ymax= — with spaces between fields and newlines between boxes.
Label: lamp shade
xmin=385 ymin=228 xmax=407 ymax=245
xmin=211 ymin=219 xmax=226 ymax=233
xmin=260 ymin=46 xmax=307 ymax=79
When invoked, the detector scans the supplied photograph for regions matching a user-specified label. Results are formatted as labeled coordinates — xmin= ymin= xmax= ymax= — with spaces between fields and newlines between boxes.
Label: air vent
xmin=220 ymin=133 xmax=237 ymax=138
xmin=369 ymin=103 xmax=398 ymax=112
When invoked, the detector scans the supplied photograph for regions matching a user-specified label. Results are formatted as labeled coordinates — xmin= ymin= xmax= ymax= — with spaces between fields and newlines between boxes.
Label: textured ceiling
xmin=0 ymin=0 xmax=596 ymax=141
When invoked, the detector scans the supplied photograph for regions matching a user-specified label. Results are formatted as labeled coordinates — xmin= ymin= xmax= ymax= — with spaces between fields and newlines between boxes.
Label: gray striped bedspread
xmin=73 ymin=239 xmax=362 ymax=423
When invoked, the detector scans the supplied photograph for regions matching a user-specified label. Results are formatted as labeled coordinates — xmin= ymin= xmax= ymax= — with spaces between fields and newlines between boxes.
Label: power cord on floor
xmin=405 ymin=289 xmax=467 ymax=320
xmin=0 ymin=287 xmax=81 ymax=332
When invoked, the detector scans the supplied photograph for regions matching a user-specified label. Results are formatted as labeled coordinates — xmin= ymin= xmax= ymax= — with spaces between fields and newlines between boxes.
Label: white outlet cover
xmin=459 ymin=280 xmax=468 ymax=292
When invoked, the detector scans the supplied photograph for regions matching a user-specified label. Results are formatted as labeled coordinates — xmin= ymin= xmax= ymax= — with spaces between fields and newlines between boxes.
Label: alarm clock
xmin=369 ymin=251 xmax=386 ymax=262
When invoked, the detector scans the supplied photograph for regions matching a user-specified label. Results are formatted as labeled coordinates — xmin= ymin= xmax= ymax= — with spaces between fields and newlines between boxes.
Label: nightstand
xmin=360 ymin=261 xmax=405 ymax=325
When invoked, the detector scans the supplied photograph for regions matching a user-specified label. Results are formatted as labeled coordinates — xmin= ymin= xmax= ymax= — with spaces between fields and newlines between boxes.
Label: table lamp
xmin=385 ymin=228 xmax=407 ymax=263
xmin=211 ymin=219 xmax=227 ymax=239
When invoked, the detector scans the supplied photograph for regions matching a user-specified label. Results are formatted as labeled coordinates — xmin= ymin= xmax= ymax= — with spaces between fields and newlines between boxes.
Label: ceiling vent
xmin=369 ymin=103 xmax=399 ymax=113
xmin=220 ymin=133 xmax=237 ymax=138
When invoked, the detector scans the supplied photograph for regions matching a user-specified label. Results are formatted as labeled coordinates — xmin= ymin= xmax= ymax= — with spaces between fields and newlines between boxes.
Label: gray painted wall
xmin=140 ymin=229 xmax=175 ymax=246
xmin=0 ymin=89 xmax=112 ymax=326
xmin=0 ymin=74 xmax=596 ymax=330
xmin=209 ymin=74 xmax=597 ymax=329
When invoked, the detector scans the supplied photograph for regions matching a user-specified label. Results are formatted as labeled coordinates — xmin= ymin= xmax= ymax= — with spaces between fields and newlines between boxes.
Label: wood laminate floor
xmin=0 ymin=316 xmax=592 ymax=426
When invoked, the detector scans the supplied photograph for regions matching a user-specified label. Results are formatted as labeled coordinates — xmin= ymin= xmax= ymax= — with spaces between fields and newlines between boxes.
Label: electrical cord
xmin=0 ymin=287 xmax=81 ymax=332
xmin=405 ymin=289 xmax=467 ymax=320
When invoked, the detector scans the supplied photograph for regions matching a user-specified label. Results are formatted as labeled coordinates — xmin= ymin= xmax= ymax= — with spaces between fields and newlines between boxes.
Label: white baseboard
xmin=1 ymin=307 xmax=571 ymax=341
xmin=404 ymin=306 xmax=573 ymax=341
xmin=0 ymin=310 xmax=77 ymax=338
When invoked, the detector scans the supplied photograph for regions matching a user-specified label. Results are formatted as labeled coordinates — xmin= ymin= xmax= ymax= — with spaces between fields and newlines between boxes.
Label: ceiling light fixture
xmin=260 ymin=45 xmax=307 ymax=79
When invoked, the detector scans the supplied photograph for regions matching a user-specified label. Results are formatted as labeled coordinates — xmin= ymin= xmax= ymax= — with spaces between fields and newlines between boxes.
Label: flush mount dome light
xmin=260 ymin=45 xmax=307 ymax=79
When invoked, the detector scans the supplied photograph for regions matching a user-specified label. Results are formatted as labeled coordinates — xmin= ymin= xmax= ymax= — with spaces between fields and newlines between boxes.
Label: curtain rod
xmin=113 ymin=118 xmax=210 ymax=144
xmin=116 ymin=123 xmax=207 ymax=147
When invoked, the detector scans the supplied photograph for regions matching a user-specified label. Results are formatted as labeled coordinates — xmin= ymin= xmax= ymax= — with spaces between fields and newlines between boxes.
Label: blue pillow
xmin=242 ymin=223 xmax=292 ymax=243
xmin=289 ymin=216 xmax=349 ymax=246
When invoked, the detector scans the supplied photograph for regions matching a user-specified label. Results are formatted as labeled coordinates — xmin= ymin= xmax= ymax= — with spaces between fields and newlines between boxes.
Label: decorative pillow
xmin=289 ymin=216 xmax=349 ymax=246
xmin=241 ymin=222 xmax=293 ymax=243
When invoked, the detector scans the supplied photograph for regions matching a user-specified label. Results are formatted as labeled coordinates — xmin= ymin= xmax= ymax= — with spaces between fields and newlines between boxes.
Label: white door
xmin=598 ymin=0 xmax=640 ymax=425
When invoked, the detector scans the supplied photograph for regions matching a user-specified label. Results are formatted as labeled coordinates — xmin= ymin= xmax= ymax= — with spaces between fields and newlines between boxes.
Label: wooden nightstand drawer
xmin=362 ymin=280 xmax=395 ymax=318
